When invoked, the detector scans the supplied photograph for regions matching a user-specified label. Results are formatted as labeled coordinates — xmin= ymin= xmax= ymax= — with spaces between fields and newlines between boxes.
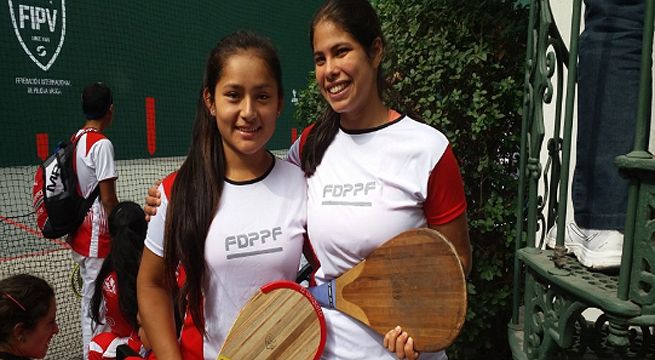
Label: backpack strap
xmin=71 ymin=128 xmax=104 ymax=202
xmin=70 ymin=127 xmax=101 ymax=145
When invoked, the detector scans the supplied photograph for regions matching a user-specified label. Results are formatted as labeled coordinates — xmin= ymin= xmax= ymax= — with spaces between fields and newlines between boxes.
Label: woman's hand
xmin=143 ymin=180 xmax=162 ymax=222
xmin=383 ymin=326 xmax=420 ymax=360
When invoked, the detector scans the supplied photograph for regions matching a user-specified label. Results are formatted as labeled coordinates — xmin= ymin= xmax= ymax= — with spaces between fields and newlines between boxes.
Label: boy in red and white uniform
xmin=69 ymin=82 xmax=119 ymax=359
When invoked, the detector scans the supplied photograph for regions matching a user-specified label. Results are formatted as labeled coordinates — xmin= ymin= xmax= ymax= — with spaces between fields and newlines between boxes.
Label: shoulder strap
xmin=71 ymin=128 xmax=103 ymax=201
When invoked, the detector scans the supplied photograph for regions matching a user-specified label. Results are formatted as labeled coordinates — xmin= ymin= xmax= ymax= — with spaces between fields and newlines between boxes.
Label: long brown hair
xmin=302 ymin=0 xmax=387 ymax=176
xmin=164 ymin=31 xmax=283 ymax=333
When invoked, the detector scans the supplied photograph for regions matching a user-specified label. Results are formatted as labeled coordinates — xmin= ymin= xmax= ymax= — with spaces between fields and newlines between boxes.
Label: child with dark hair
xmin=88 ymin=202 xmax=150 ymax=359
xmin=72 ymin=81 xmax=120 ymax=359
xmin=0 ymin=274 xmax=58 ymax=360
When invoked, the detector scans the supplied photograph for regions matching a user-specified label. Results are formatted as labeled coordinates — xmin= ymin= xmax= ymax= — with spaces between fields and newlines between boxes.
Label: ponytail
xmin=91 ymin=201 xmax=146 ymax=331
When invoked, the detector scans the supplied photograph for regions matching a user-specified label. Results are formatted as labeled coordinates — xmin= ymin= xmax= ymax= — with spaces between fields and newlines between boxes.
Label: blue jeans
xmin=573 ymin=0 xmax=647 ymax=230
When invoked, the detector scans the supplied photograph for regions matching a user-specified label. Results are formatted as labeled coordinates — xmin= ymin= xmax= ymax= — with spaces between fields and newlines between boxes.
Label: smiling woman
xmin=285 ymin=1 xmax=471 ymax=359
xmin=207 ymin=51 xmax=282 ymax=180
xmin=312 ymin=19 xmax=385 ymax=129
xmin=137 ymin=31 xmax=307 ymax=360
xmin=0 ymin=274 xmax=58 ymax=360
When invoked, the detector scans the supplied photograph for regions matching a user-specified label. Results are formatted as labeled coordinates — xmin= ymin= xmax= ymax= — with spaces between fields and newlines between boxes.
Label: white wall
xmin=538 ymin=0 xmax=579 ymax=232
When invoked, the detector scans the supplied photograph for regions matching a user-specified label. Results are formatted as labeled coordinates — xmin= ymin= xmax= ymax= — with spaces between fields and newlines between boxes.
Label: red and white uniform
xmin=69 ymin=128 xmax=117 ymax=258
xmin=101 ymin=271 xmax=134 ymax=337
xmin=88 ymin=332 xmax=145 ymax=360
xmin=88 ymin=272 xmax=147 ymax=360
xmin=287 ymin=113 xmax=466 ymax=360
xmin=145 ymin=157 xmax=307 ymax=360
xmin=67 ymin=128 xmax=117 ymax=359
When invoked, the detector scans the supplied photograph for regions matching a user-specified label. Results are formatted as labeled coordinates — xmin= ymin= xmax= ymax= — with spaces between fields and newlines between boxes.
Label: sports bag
xmin=32 ymin=129 xmax=101 ymax=239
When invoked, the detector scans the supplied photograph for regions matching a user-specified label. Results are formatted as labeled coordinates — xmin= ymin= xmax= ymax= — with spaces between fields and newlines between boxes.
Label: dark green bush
xmin=294 ymin=0 xmax=528 ymax=358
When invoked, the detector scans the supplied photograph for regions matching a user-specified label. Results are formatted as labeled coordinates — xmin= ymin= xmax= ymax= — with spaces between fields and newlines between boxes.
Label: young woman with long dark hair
xmin=137 ymin=31 xmax=306 ymax=360
xmin=286 ymin=1 xmax=471 ymax=359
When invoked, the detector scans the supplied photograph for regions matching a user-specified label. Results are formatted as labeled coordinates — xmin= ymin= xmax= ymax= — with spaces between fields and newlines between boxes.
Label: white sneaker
xmin=544 ymin=223 xmax=570 ymax=250
xmin=544 ymin=222 xmax=623 ymax=270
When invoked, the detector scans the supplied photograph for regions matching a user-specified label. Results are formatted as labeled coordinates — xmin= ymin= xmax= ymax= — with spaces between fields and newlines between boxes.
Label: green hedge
xmin=294 ymin=1 xmax=528 ymax=358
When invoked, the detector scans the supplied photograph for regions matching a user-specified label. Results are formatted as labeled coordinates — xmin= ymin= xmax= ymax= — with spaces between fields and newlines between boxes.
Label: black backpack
xmin=32 ymin=129 xmax=101 ymax=239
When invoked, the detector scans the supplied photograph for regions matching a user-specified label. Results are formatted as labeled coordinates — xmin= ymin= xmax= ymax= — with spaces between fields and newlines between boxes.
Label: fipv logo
xmin=8 ymin=0 xmax=66 ymax=71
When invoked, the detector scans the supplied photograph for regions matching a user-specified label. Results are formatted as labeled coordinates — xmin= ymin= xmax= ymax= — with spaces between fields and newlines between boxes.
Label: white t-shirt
xmin=288 ymin=115 xmax=465 ymax=360
xmin=145 ymin=157 xmax=307 ymax=360
xmin=69 ymin=128 xmax=117 ymax=258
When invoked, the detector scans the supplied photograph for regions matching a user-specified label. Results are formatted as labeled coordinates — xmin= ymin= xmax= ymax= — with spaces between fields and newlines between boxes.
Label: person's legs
xmin=573 ymin=0 xmax=645 ymax=231
xmin=557 ymin=0 xmax=649 ymax=269
xmin=73 ymin=252 xmax=105 ymax=359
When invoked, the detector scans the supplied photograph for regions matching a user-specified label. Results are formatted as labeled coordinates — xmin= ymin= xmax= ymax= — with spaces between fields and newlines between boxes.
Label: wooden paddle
xmin=308 ymin=228 xmax=467 ymax=352
xmin=218 ymin=280 xmax=326 ymax=360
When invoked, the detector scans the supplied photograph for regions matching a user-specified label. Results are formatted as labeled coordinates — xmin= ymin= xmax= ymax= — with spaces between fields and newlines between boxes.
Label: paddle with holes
xmin=308 ymin=228 xmax=467 ymax=352
xmin=217 ymin=281 xmax=326 ymax=360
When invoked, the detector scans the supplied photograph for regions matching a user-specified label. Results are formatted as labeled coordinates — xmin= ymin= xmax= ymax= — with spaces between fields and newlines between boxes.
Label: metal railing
xmin=510 ymin=0 xmax=655 ymax=358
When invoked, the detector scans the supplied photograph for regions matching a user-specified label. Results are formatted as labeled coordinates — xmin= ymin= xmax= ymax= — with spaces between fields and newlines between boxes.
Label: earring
xmin=19 ymin=335 xmax=25 ymax=342
xmin=210 ymin=108 xmax=216 ymax=116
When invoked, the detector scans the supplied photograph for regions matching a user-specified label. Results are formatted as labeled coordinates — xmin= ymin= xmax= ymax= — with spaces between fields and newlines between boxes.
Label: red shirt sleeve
xmin=298 ymin=123 xmax=316 ymax=159
xmin=424 ymin=144 xmax=467 ymax=225
xmin=162 ymin=171 xmax=178 ymax=198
